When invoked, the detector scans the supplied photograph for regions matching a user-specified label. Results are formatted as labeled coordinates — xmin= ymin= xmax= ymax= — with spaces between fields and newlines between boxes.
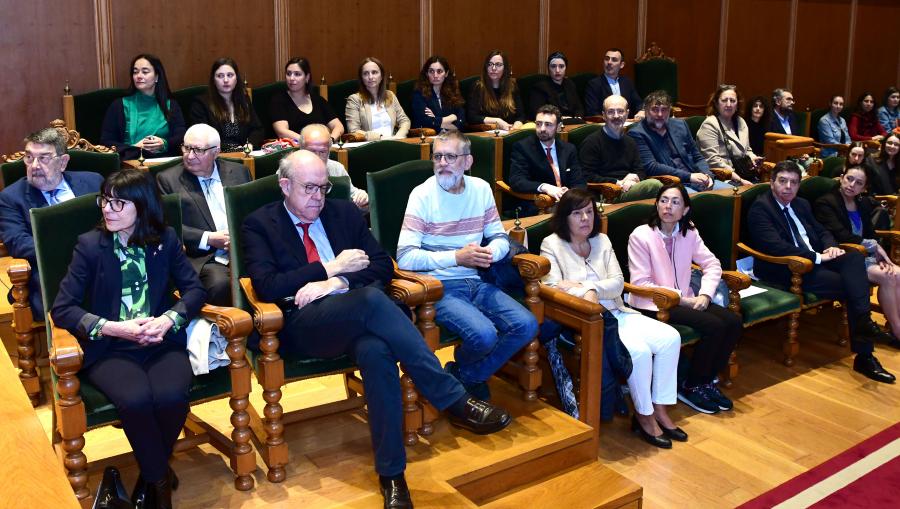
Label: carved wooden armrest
xmin=720 ymin=270 xmax=751 ymax=290
xmin=496 ymin=181 xmax=555 ymax=210
xmin=199 ymin=305 xmax=253 ymax=340
xmin=392 ymin=264 xmax=444 ymax=304
xmin=464 ymin=123 xmax=498 ymax=133
xmin=839 ymin=243 xmax=867 ymax=255
xmin=238 ymin=278 xmax=284 ymax=334
xmin=408 ymin=128 xmax=437 ymax=138
xmin=340 ymin=133 xmax=367 ymax=143
xmin=49 ymin=318 xmax=83 ymax=377
xmin=512 ymin=253 xmax=551 ymax=280
xmin=651 ymin=175 xmax=681 ymax=185
xmin=387 ymin=278 xmax=428 ymax=307
xmin=736 ymin=242 xmax=814 ymax=274
xmin=582 ymin=115 xmax=604 ymax=124
xmin=586 ymin=182 xmax=623 ymax=203
xmin=538 ymin=285 xmax=606 ymax=319
xmin=623 ymin=283 xmax=679 ymax=322
xmin=710 ymin=168 xmax=733 ymax=181
xmin=875 ymin=230 xmax=900 ymax=242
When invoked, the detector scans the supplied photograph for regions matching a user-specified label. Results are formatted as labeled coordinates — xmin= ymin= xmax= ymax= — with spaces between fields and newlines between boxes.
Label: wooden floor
xmin=17 ymin=303 xmax=900 ymax=508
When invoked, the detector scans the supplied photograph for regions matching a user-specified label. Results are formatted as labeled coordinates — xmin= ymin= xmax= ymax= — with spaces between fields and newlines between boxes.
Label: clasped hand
xmin=104 ymin=315 xmax=174 ymax=346
xmin=456 ymin=243 xmax=493 ymax=268
xmin=821 ymin=246 xmax=845 ymax=262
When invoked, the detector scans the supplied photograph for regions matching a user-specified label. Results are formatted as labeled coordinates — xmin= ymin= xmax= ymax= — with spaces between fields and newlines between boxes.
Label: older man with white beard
xmin=397 ymin=130 xmax=538 ymax=401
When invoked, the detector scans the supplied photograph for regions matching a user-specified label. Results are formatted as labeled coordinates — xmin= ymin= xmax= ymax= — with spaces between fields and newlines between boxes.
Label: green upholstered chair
xmin=367 ymin=160 xmax=435 ymax=259
xmin=326 ymin=79 xmax=359 ymax=130
xmin=147 ymin=156 xmax=185 ymax=179
xmin=569 ymin=72 xmax=598 ymax=105
xmin=515 ymin=73 xmax=542 ymax=118
xmin=345 ymin=139 xmax=422 ymax=191
xmin=459 ymin=75 xmax=479 ymax=104
xmin=70 ymin=88 xmax=129 ymax=143
xmin=173 ymin=85 xmax=207 ymax=120
xmin=32 ymin=193 xmax=255 ymax=501
xmin=224 ymin=174 xmax=436 ymax=482
xmin=634 ymin=55 xmax=678 ymax=103
xmin=798 ymin=175 xmax=839 ymax=204
xmin=495 ymin=129 xmax=555 ymax=216
xmin=231 ymin=147 xmax=298 ymax=180
xmin=794 ymin=110 xmax=811 ymax=137
xmin=250 ymin=81 xmax=286 ymax=139
xmin=566 ymin=123 xmax=603 ymax=151
xmin=820 ymin=156 xmax=846 ymax=178
xmin=809 ymin=108 xmax=829 ymax=142
xmin=685 ymin=115 xmax=706 ymax=140
xmin=1 ymin=150 xmax=121 ymax=188
xmin=466 ymin=134 xmax=497 ymax=185
xmin=396 ymin=78 xmax=417 ymax=120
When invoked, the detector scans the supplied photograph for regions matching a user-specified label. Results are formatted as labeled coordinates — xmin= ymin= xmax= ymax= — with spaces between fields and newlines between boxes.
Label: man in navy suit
xmin=156 ymin=124 xmax=251 ymax=305
xmin=769 ymin=88 xmax=801 ymax=135
xmin=584 ymin=48 xmax=645 ymax=118
xmin=748 ymin=161 xmax=895 ymax=383
xmin=509 ymin=104 xmax=586 ymax=215
xmin=240 ymin=150 xmax=512 ymax=508
xmin=0 ymin=127 xmax=102 ymax=316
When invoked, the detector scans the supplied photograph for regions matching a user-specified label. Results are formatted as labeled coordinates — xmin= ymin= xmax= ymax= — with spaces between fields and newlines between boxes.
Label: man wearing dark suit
xmin=584 ymin=48 xmax=645 ymax=118
xmin=0 ymin=127 xmax=102 ymax=317
xmin=509 ymin=104 xmax=585 ymax=216
xmin=769 ymin=88 xmax=801 ymax=135
xmin=748 ymin=161 xmax=895 ymax=383
xmin=240 ymin=150 xmax=512 ymax=508
xmin=156 ymin=124 xmax=250 ymax=305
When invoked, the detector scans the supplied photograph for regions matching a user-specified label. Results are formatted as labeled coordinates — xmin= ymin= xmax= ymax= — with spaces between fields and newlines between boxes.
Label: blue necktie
xmin=47 ymin=189 xmax=60 ymax=205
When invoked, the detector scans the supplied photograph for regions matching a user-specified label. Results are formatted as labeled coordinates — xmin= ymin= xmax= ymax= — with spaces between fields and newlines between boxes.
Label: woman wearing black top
xmin=410 ymin=55 xmax=466 ymax=131
xmin=466 ymin=50 xmax=524 ymax=130
xmin=270 ymin=57 xmax=344 ymax=142
xmin=528 ymin=51 xmax=584 ymax=120
xmin=746 ymin=96 xmax=769 ymax=156
xmin=190 ymin=57 xmax=264 ymax=151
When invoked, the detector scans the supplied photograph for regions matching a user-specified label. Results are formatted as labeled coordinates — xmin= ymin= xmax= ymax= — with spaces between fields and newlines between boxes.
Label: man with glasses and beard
xmin=397 ymin=130 xmax=538 ymax=402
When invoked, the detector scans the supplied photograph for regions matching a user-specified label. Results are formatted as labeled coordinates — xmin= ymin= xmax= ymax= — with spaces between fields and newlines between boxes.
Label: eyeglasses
xmin=431 ymin=152 xmax=468 ymax=163
xmin=23 ymin=153 xmax=60 ymax=166
xmin=181 ymin=145 xmax=217 ymax=156
xmin=487 ymin=62 xmax=505 ymax=69
xmin=299 ymin=182 xmax=333 ymax=195
xmin=96 ymin=195 xmax=130 ymax=212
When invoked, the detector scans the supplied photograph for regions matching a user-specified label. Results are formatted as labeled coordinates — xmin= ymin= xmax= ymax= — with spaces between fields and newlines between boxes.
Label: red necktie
xmin=297 ymin=222 xmax=320 ymax=263
xmin=545 ymin=146 xmax=561 ymax=186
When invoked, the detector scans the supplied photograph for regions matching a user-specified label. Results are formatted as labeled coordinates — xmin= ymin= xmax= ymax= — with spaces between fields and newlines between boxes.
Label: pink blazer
xmin=627 ymin=224 xmax=722 ymax=311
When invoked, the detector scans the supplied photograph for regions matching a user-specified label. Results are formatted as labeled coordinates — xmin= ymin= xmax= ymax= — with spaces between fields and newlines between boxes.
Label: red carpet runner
xmin=738 ymin=422 xmax=900 ymax=508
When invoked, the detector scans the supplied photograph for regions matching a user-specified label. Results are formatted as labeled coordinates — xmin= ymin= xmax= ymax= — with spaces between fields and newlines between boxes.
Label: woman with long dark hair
xmin=849 ymin=92 xmax=887 ymax=141
xmin=270 ymin=57 xmax=344 ymax=142
xmin=745 ymin=95 xmax=770 ymax=156
xmin=411 ymin=55 xmax=465 ymax=131
xmin=466 ymin=50 xmax=524 ymax=131
xmin=190 ymin=57 xmax=263 ymax=151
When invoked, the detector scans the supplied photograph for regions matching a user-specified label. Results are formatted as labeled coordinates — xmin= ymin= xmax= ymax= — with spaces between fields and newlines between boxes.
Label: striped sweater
xmin=397 ymin=175 xmax=509 ymax=280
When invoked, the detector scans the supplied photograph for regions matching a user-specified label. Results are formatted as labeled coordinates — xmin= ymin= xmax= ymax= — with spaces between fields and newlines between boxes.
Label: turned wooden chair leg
xmin=518 ymin=338 xmax=541 ymax=402
xmin=10 ymin=265 xmax=40 ymax=406
xmin=257 ymin=331 xmax=287 ymax=483
xmin=225 ymin=333 xmax=255 ymax=491
xmin=783 ymin=312 xmax=800 ymax=367
xmin=838 ymin=306 xmax=850 ymax=346
xmin=400 ymin=370 xmax=422 ymax=446
xmin=55 ymin=368 xmax=89 ymax=500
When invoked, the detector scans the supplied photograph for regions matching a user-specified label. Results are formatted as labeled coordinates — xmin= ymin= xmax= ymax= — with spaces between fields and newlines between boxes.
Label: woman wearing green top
xmin=101 ymin=54 xmax=186 ymax=161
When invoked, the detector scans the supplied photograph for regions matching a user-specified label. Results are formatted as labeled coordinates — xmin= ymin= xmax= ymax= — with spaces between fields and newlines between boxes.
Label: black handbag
xmin=716 ymin=117 xmax=759 ymax=183
xmin=92 ymin=466 xmax=131 ymax=509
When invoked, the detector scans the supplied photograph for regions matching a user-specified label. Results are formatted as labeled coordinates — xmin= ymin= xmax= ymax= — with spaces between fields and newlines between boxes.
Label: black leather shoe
xmin=379 ymin=475 xmax=413 ymax=509
xmin=447 ymin=397 xmax=512 ymax=435
xmin=631 ymin=416 xmax=672 ymax=449
xmin=854 ymin=354 xmax=896 ymax=384
xmin=656 ymin=420 xmax=688 ymax=442
xmin=131 ymin=475 xmax=148 ymax=508
xmin=856 ymin=320 xmax=894 ymax=343
xmin=151 ymin=476 xmax=173 ymax=509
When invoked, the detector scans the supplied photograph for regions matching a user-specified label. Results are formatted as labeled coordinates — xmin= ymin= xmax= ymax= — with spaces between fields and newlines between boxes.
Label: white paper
xmin=738 ymin=285 xmax=768 ymax=298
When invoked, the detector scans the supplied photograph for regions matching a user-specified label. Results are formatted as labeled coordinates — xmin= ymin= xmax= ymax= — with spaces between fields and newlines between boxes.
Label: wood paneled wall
xmin=1 ymin=0 xmax=898 ymax=156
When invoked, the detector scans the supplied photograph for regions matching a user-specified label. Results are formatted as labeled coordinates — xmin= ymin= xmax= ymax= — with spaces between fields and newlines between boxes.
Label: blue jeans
xmin=435 ymin=278 xmax=538 ymax=384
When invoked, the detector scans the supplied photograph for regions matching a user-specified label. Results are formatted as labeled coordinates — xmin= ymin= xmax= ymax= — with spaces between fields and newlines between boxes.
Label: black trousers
xmin=280 ymin=286 xmax=466 ymax=476
xmin=642 ymin=303 xmax=742 ymax=386
xmin=198 ymin=260 xmax=231 ymax=306
xmin=84 ymin=340 xmax=192 ymax=482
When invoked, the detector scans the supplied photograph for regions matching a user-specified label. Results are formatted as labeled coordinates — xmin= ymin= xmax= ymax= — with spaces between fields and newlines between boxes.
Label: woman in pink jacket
xmin=628 ymin=183 xmax=741 ymax=415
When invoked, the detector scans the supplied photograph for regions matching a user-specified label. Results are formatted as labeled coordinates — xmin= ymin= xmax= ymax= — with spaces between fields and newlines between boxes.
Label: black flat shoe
xmin=448 ymin=397 xmax=512 ymax=435
xmin=854 ymin=354 xmax=896 ymax=384
xmin=657 ymin=421 xmax=688 ymax=442
xmin=631 ymin=415 xmax=672 ymax=449
xmin=379 ymin=475 xmax=413 ymax=509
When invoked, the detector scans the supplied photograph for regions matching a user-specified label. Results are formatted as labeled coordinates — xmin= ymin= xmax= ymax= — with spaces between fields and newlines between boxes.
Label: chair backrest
xmin=367 ymin=159 xmax=435 ymax=258
xmin=395 ymin=79 xmax=417 ymax=121
xmin=634 ymin=58 xmax=679 ymax=103
xmin=499 ymin=129 xmax=536 ymax=212
xmin=328 ymin=79 xmax=359 ymax=130
xmin=738 ymin=183 xmax=772 ymax=245
xmin=798 ymin=175 xmax=839 ymax=204
xmin=569 ymin=72 xmax=598 ymax=104
xmin=809 ymin=107 xmax=829 ymax=142
xmin=466 ymin=135 xmax=497 ymax=187
xmin=0 ymin=159 xmax=25 ymax=188
xmin=794 ymin=110 xmax=810 ymax=137
xmin=685 ymin=115 xmax=706 ymax=139
xmin=516 ymin=73 xmax=542 ymax=118
xmin=346 ymin=140 xmax=422 ymax=191
xmin=566 ymin=124 xmax=603 ymax=151
xmin=251 ymin=148 xmax=297 ymax=180
xmin=1 ymin=151 xmax=121 ymax=188
xmin=73 ymin=88 xmax=129 ymax=143
xmin=328 ymin=175 xmax=352 ymax=201
xmin=173 ymin=85 xmax=207 ymax=120
xmin=690 ymin=192 xmax=740 ymax=269
xmin=603 ymin=203 xmax=655 ymax=281
xmin=250 ymin=81 xmax=287 ymax=139
xmin=459 ymin=75 xmax=479 ymax=102
xmin=524 ymin=217 xmax=554 ymax=255
xmin=820 ymin=156 xmax=846 ymax=178
xmin=148 ymin=157 xmax=185 ymax=179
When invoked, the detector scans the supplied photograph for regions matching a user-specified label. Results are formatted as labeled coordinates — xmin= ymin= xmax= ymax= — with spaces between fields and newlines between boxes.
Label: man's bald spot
xmin=300 ymin=124 xmax=331 ymax=144
xmin=184 ymin=123 xmax=220 ymax=147
xmin=284 ymin=149 xmax=327 ymax=180
xmin=603 ymin=95 xmax=628 ymax=113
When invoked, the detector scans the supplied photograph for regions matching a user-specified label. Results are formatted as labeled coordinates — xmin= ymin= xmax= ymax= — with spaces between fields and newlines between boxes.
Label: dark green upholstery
xmin=223 ymin=175 xmax=356 ymax=379
xmin=147 ymin=156 xmax=185 ymax=179
xmin=515 ymin=74 xmax=542 ymax=117
xmin=685 ymin=115 xmax=706 ymax=139
xmin=566 ymin=124 xmax=602 ymax=151
xmin=0 ymin=159 xmax=25 ymax=188
xmin=809 ymin=108 xmax=829 ymax=142
xmin=2 ymin=151 xmax=121 ymax=188
xmin=252 ymin=148 xmax=297 ymax=180
xmin=634 ymin=58 xmax=678 ymax=102
xmin=329 ymin=175 xmax=352 ymax=201
xmin=396 ymin=79 xmax=416 ymax=120
xmin=691 ymin=192 xmax=739 ymax=268
xmin=798 ymin=176 xmax=838 ymax=204
xmin=738 ymin=183 xmax=772 ymax=245
xmin=251 ymin=81 xmax=286 ymax=139
xmin=569 ymin=72 xmax=598 ymax=104
xmin=524 ymin=218 xmax=554 ymax=256
xmin=795 ymin=111 xmax=810 ymax=137
xmin=173 ymin=85 xmax=207 ymax=120
xmin=346 ymin=140 xmax=421 ymax=191
xmin=466 ymin=134 xmax=497 ymax=185
xmin=500 ymin=129 xmax=536 ymax=213
xmin=820 ymin=156 xmax=846 ymax=178
xmin=73 ymin=88 xmax=129 ymax=143
xmin=368 ymin=160 xmax=433 ymax=258
xmin=459 ymin=76 xmax=479 ymax=104
xmin=328 ymin=79 xmax=359 ymax=130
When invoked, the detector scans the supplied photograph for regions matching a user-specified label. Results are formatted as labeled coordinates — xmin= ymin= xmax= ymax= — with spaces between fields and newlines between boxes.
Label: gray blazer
xmin=696 ymin=115 xmax=758 ymax=170
xmin=345 ymin=91 xmax=411 ymax=140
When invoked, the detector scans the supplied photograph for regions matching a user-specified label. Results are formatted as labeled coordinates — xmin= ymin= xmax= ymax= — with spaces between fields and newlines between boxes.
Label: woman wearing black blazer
xmin=814 ymin=166 xmax=900 ymax=343
xmin=410 ymin=55 xmax=466 ymax=131
xmin=528 ymin=51 xmax=585 ymax=120
xmin=52 ymin=169 xmax=205 ymax=508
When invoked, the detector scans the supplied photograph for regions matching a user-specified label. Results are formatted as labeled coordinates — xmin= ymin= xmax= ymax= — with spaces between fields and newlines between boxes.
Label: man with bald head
xmin=156 ymin=123 xmax=251 ymax=305
xmin=300 ymin=123 xmax=369 ymax=210
xmin=240 ymin=150 xmax=512 ymax=508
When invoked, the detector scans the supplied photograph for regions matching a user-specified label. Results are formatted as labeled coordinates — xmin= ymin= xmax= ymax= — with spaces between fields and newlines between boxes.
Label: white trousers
xmin=612 ymin=309 xmax=681 ymax=416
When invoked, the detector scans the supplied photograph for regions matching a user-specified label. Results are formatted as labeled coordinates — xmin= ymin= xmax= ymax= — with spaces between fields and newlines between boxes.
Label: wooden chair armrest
xmin=813 ymin=141 xmax=849 ymax=155
xmin=392 ymin=264 xmax=444 ymax=304
xmin=387 ymin=278 xmax=428 ymax=307
xmin=674 ymin=102 xmax=707 ymax=116
xmin=583 ymin=115 xmax=604 ymax=123
xmin=710 ymin=168 xmax=733 ymax=181
xmin=464 ymin=123 xmax=498 ymax=133
xmin=875 ymin=230 xmax=900 ymax=242
xmin=340 ymin=133 xmax=367 ymax=143
xmin=538 ymin=285 xmax=606 ymax=319
xmin=735 ymin=242 xmax=814 ymax=274
xmin=496 ymin=181 xmax=555 ymax=210
xmin=623 ymin=283 xmax=680 ymax=310
xmin=863 ymin=140 xmax=882 ymax=150
xmin=874 ymin=195 xmax=897 ymax=206
xmin=651 ymin=175 xmax=681 ymax=185
xmin=839 ymin=243 xmax=867 ymax=255
xmin=49 ymin=317 xmax=83 ymax=377
xmin=408 ymin=128 xmax=436 ymax=138
xmin=199 ymin=305 xmax=254 ymax=340
xmin=586 ymin=182 xmax=623 ymax=203
xmin=238 ymin=277 xmax=284 ymax=334
xmin=512 ymin=253 xmax=551 ymax=279
xmin=720 ymin=270 xmax=751 ymax=290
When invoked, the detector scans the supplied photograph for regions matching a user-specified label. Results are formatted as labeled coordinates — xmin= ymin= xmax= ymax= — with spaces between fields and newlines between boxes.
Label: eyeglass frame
xmin=431 ymin=152 xmax=470 ymax=163
xmin=297 ymin=182 xmax=333 ymax=196
xmin=96 ymin=195 xmax=131 ymax=212
xmin=181 ymin=145 xmax=218 ymax=156
xmin=486 ymin=62 xmax=505 ymax=69
xmin=22 ymin=153 xmax=62 ymax=166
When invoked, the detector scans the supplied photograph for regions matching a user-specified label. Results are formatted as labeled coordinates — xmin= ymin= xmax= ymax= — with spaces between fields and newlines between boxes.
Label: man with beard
xmin=628 ymin=90 xmax=741 ymax=192
xmin=579 ymin=95 xmax=662 ymax=202
xmin=584 ymin=48 xmax=645 ymax=118
xmin=397 ymin=130 xmax=538 ymax=401
xmin=508 ymin=104 xmax=586 ymax=216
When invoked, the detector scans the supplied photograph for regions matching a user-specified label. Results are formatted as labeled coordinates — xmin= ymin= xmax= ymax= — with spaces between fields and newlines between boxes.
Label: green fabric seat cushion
xmin=670 ymin=323 xmax=700 ymax=345
xmin=798 ymin=176 xmax=838 ymax=204
xmin=173 ymin=85 xmax=207 ymax=120
xmin=740 ymin=282 xmax=801 ymax=325
xmin=245 ymin=348 xmax=356 ymax=381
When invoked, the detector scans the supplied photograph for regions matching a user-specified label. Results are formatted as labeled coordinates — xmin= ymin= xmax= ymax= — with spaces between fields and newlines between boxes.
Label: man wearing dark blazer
xmin=509 ymin=104 xmax=585 ymax=215
xmin=584 ymin=48 xmax=645 ymax=117
xmin=156 ymin=124 xmax=250 ymax=305
xmin=240 ymin=150 xmax=512 ymax=508
xmin=769 ymin=88 xmax=801 ymax=135
xmin=0 ymin=127 xmax=102 ymax=317
xmin=748 ymin=161 xmax=895 ymax=383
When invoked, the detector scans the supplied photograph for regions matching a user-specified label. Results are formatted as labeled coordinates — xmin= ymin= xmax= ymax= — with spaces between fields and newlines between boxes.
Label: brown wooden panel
xmin=111 ymin=0 xmax=276 ymax=89
xmin=548 ymin=0 xmax=638 ymax=76
xmin=0 ymin=0 xmax=98 ymax=156
xmin=723 ymin=0 xmax=792 ymax=106
xmin=433 ymin=0 xmax=541 ymax=80
xmin=850 ymin=0 xmax=900 ymax=104
xmin=793 ymin=0 xmax=852 ymax=111
xmin=646 ymin=0 xmax=721 ymax=104
xmin=290 ymin=0 xmax=421 ymax=85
